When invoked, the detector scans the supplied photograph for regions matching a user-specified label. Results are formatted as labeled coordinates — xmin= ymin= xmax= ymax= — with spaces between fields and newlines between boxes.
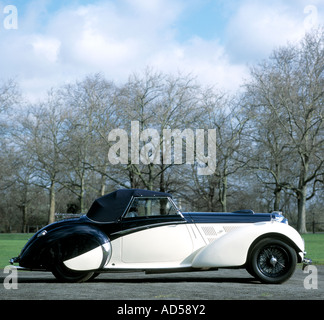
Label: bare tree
xmin=115 ymin=68 xmax=201 ymax=192
xmin=0 ymin=79 xmax=20 ymax=114
xmin=244 ymin=28 xmax=324 ymax=233
xmin=190 ymin=90 xmax=248 ymax=212
xmin=15 ymin=90 xmax=69 ymax=224
xmin=241 ymin=82 xmax=295 ymax=213
xmin=59 ymin=74 xmax=117 ymax=211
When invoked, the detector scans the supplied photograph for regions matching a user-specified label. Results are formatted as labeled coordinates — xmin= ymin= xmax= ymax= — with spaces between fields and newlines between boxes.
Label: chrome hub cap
xmin=257 ymin=245 xmax=289 ymax=278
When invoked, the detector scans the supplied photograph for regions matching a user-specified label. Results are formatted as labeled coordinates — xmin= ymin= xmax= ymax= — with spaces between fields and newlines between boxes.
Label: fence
xmin=55 ymin=213 xmax=82 ymax=221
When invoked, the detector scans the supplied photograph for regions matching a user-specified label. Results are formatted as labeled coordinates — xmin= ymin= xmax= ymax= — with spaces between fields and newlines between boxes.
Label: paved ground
xmin=1 ymin=265 xmax=323 ymax=301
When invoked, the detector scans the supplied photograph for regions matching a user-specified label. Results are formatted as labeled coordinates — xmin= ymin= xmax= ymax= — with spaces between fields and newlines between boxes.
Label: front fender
xmin=192 ymin=222 xmax=304 ymax=268
xmin=18 ymin=221 xmax=111 ymax=271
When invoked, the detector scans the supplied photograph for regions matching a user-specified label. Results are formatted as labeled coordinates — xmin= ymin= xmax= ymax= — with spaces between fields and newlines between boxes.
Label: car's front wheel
xmin=52 ymin=261 xmax=94 ymax=283
xmin=247 ymin=238 xmax=297 ymax=284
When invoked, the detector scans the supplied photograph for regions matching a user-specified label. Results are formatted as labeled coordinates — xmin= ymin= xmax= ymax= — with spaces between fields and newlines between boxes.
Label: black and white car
xmin=10 ymin=189 xmax=311 ymax=283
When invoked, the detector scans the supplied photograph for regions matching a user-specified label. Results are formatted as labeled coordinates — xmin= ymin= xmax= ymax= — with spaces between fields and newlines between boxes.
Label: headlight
xmin=271 ymin=211 xmax=288 ymax=224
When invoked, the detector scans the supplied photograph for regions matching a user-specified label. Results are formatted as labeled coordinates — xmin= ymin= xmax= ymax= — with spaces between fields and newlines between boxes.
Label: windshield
xmin=124 ymin=197 xmax=180 ymax=218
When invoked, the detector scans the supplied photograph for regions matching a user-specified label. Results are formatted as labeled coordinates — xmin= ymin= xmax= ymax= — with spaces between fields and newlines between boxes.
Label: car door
xmin=120 ymin=197 xmax=194 ymax=264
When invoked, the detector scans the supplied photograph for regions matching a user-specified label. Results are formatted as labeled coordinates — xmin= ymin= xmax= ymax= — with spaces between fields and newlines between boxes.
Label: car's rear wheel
xmin=52 ymin=261 xmax=94 ymax=283
xmin=247 ymin=238 xmax=297 ymax=284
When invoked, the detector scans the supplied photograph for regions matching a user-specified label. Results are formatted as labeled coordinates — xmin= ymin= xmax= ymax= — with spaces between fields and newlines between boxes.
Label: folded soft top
xmin=86 ymin=189 xmax=172 ymax=223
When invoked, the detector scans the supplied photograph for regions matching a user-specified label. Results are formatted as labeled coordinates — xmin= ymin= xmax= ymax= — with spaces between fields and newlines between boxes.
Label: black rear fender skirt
xmin=19 ymin=224 xmax=110 ymax=269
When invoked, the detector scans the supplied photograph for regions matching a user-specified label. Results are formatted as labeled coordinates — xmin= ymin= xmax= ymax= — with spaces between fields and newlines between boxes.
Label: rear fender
xmin=19 ymin=224 xmax=111 ymax=271
xmin=191 ymin=222 xmax=304 ymax=268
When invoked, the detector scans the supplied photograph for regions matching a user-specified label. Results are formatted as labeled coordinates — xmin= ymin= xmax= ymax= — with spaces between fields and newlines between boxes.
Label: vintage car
xmin=10 ymin=189 xmax=311 ymax=283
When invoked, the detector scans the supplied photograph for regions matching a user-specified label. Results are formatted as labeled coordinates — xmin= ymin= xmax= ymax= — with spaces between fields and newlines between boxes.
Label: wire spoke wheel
xmin=248 ymin=238 xmax=297 ymax=284
xmin=257 ymin=245 xmax=289 ymax=278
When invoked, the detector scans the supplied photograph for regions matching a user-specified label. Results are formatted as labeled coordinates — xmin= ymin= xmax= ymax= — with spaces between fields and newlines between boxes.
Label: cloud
xmin=32 ymin=36 xmax=61 ymax=63
xmin=146 ymin=36 xmax=248 ymax=92
xmin=224 ymin=0 xmax=322 ymax=63
xmin=0 ymin=0 xmax=322 ymax=102
xmin=17 ymin=0 xmax=184 ymax=89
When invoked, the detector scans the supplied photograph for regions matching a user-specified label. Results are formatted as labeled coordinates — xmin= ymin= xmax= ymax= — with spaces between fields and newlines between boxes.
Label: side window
xmin=124 ymin=197 xmax=179 ymax=218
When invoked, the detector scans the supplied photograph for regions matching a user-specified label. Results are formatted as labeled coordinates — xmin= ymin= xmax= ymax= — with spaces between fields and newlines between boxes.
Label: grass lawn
xmin=301 ymin=233 xmax=324 ymax=265
xmin=0 ymin=233 xmax=34 ymax=269
xmin=0 ymin=232 xmax=323 ymax=270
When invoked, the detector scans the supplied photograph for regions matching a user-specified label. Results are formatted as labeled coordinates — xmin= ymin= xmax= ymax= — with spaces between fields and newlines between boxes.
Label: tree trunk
xmin=48 ymin=180 xmax=56 ymax=224
xmin=100 ymin=183 xmax=106 ymax=196
xmin=219 ymin=176 xmax=227 ymax=212
xmin=21 ymin=205 xmax=28 ymax=233
xmin=273 ymin=187 xmax=281 ymax=212
xmin=296 ymin=154 xmax=309 ymax=234
xmin=297 ymin=186 xmax=307 ymax=234
xmin=159 ymin=164 xmax=165 ymax=192
xmin=80 ymin=173 xmax=85 ymax=213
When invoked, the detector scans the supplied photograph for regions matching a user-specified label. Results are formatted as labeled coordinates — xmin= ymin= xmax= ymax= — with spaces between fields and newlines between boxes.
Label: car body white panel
xmin=64 ymin=221 xmax=305 ymax=272
xmin=121 ymin=224 xmax=193 ymax=263
xmin=104 ymin=220 xmax=305 ymax=271
xmin=63 ymin=245 xmax=103 ymax=271
xmin=192 ymin=221 xmax=304 ymax=268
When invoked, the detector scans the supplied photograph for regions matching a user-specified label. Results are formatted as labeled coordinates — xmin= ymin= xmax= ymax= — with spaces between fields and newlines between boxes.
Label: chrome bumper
xmin=9 ymin=257 xmax=19 ymax=265
xmin=302 ymin=256 xmax=312 ymax=270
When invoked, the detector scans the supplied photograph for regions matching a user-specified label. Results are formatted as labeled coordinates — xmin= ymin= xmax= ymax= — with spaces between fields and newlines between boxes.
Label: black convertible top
xmin=86 ymin=189 xmax=172 ymax=223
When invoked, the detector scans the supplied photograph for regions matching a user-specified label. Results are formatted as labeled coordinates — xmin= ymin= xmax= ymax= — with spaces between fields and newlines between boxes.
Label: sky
xmin=0 ymin=0 xmax=323 ymax=102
